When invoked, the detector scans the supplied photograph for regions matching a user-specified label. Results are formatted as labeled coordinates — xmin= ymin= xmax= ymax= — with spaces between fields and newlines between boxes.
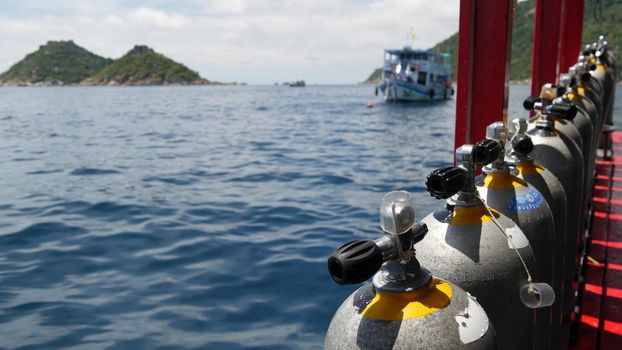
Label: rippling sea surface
xmin=0 ymin=84 xmax=620 ymax=349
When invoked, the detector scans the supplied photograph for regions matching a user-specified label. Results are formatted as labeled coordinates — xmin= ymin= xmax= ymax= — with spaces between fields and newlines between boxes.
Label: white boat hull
xmin=378 ymin=79 xmax=453 ymax=102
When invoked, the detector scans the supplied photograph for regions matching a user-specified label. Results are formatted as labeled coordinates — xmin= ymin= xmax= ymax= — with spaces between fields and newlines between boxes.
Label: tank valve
xmin=523 ymin=95 xmax=541 ymax=111
xmin=548 ymin=100 xmax=578 ymax=120
xmin=473 ymin=138 xmax=503 ymax=164
xmin=327 ymin=191 xmax=428 ymax=286
xmin=426 ymin=167 xmax=468 ymax=199
xmin=426 ymin=139 xmax=502 ymax=199
xmin=510 ymin=134 xmax=534 ymax=156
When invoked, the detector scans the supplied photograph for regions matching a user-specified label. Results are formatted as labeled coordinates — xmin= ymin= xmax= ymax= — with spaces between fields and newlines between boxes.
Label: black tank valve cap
xmin=511 ymin=134 xmax=534 ymax=156
xmin=549 ymin=101 xmax=577 ymax=120
xmin=473 ymin=139 xmax=503 ymax=165
xmin=523 ymin=95 xmax=541 ymax=110
xmin=328 ymin=240 xmax=383 ymax=285
xmin=426 ymin=166 xmax=468 ymax=199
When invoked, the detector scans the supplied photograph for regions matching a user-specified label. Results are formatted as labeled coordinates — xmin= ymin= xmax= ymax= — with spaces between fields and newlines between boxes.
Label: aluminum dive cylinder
xmin=525 ymin=85 xmax=584 ymax=154
xmin=417 ymin=142 xmax=540 ymax=350
xmin=325 ymin=190 xmax=497 ymax=350
xmin=569 ymin=62 xmax=604 ymax=120
xmin=506 ymin=118 xmax=570 ymax=349
xmin=558 ymin=89 xmax=597 ymax=221
xmin=474 ymin=122 xmax=557 ymax=349
xmin=526 ymin=109 xmax=584 ymax=339
xmin=559 ymin=75 xmax=600 ymax=176
xmin=583 ymin=42 xmax=615 ymax=127
xmin=525 ymin=94 xmax=588 ymax=226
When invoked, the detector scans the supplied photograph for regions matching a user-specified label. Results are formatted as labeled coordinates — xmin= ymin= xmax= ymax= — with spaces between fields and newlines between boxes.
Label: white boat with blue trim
xmin=377 ymin=47 xmax=454 ymax=102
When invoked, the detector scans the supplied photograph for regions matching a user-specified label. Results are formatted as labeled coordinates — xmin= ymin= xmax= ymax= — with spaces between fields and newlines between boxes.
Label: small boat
xmin=377 ymin=47 xmax=453 ymax=102
xmin=288 ymin=80 xmax=305 ymax=87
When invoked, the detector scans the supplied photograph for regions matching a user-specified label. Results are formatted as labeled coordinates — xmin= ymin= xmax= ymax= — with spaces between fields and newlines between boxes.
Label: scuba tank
xmin=568 ymin=61 xmax=604 ymax=120
xmin=506 ymin=118 xmax=571 ymax=348
xmin=526 ymin=103 xmax=585 ymax=341
xmin=417 ymin=141 xmax=551 ymax=349
xmin=325 ymin=190 xmax=497 ymax=349
xmin=474 ymin=122 xmax=557 ymax=349
xmin=595 ymin=36 xmax=617 ymax=128
xmin=525 ymin=86 xmax=595 ymax=225
xmin=583 ymin=41 xmax=616 ymax=128
xmin=525 ymin=84 xmax=584 ymax=155
xmin=559 ymin=74 xmax=599 ymax=178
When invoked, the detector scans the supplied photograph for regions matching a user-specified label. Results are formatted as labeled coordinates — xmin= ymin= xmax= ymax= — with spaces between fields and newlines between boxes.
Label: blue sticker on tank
xmin=506 ymin=187 xmax=544 ymax=212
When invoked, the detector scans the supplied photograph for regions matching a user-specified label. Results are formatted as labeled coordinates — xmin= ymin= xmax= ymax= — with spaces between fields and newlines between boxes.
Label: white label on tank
xmin=455 ymin=294 xmax=490 ymax=344
xmin=505 ymin=224 xmax=529 ymax=249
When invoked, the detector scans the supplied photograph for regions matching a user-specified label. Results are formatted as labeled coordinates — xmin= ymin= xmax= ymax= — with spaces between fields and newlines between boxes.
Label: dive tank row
xmin=324 ymin=36 xmax=616 ymax=349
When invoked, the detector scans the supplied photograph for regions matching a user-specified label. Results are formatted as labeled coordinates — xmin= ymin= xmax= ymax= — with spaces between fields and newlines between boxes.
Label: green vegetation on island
xmin=0 ymin=42 xmax=215 ymax=86
xmin=0 ymin=41 xmax=112 ymax=86
xmin=364 ymin=68 xmax=383 ymax=84
xmin=364 ymin=0 xmax=621 ymax=83
xmin=83 ymin=45 xmax=208 ymax=86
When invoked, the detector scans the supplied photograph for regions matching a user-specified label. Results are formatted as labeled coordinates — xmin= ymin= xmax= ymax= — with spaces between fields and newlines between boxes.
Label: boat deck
xmin=573 ymin=131 xmax=622 ymax=349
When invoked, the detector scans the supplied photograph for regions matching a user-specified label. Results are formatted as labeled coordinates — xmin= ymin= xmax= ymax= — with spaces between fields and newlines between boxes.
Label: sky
xmin=0 ymin=0 xmax=460 ymax=84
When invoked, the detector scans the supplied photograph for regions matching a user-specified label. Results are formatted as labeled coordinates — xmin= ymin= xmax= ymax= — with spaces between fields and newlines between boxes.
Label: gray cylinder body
xmin=325 ymin=279 xmax=497 ymax=350
xmin=513 ymin=160 xmax=568 ymax=348
xmin=551 ymin=118 xmax=583 ymax=154
xmin=476 ymin=171 xmax=556 ymax=349
xmin=417 ymin=205 xmax=536 ymax=349
xmin=570 ymin=108 xmax=596 ymax=216
xmin=592 ymin=66 xmax=615 ymax=126
xmin=571 ymin=95 xmax=599 ymax=167
xmin=580 ymin=77 xmax=604 ymax=121
xmin=530 ymin=121 xmax=586 ymax=229
xmin=527 ymin=129 xmax=584 ymax=344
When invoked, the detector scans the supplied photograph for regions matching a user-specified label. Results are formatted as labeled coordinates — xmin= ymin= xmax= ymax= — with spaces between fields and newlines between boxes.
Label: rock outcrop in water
xmin=0 ymin=42 xmax=218 ymax=86
xmin=82 ymin=45 xmax=210 ymax=86
xmin=0 ymin=41 xmax=112 ymax=86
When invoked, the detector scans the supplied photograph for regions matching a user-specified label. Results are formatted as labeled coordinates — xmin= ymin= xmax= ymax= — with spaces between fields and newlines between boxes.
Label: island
xmin=0 ymin=40 xmax=225 ymax=86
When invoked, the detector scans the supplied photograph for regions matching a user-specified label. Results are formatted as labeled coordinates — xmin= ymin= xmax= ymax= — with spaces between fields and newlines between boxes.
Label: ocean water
xmin=0 ymin=84 xmax=619 ymax=350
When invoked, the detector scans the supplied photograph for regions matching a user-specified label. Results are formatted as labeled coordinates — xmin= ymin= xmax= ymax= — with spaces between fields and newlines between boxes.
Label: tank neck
xmin=532 ymin=114 xmax=556 ymax=136
xmin=372 ymin=258 xmax=432 ymax=293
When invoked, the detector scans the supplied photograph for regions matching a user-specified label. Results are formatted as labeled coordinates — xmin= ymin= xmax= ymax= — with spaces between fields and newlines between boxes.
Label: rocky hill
xmin=0 ymin=41 xmax=112 ymax=86
xmin=364 ymin=0 xmax=621 ymax=83
xmin=83 ymin=45 xmax=208 ymax=86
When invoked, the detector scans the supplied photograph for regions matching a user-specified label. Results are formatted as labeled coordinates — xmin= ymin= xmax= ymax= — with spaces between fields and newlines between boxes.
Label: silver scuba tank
xmin=525 ymin=87 xmax=594 ymax=226
xmin=325 ymin=190 xmax=497 ymax=349
xmin=526 ymin=84 xmax=584 ymax=154
xmin=559 ymin=75 xmax=599 ymax=185
xmin=474 ymin=122 xmax=557 ymax=349
xmin=526 ymin=107 xmax=585 ymax=339
xmin=506 ymin=118 xmax=571 ymax=349
xmin=417 ymin=141 xmax=541 ymax=350
xmin=569 ymin=62 xmax=604 ymax=120
xmin=583 ymin=42 xmax=616 ymax=128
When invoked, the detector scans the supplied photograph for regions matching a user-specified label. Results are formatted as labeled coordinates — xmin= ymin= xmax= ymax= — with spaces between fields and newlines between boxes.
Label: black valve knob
xmin=426 ymin=166 xmax=468 ymax=199
xmin=328 ymin=240 xmax=383 ymax=285
xmin=473 ymin=139 xmax=503 ymax=165
xmin=511 ymin=134 xmax=534 ymax=156
xmin=580 ymin=72 xmax=592 ymax=82
xmin=556 ymin=86 xmax=566 ymax=97
xmin=524 ymin=95 xmax=541 ymax=110
xmin=549 ymin=101 xmax=577 ymax=120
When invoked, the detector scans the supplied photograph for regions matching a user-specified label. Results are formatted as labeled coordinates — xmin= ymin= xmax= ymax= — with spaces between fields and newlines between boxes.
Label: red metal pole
xmin=559 ymin=0 xmax=585 ymax=74
xmin=454 ymin=0 xmax=515 ymax=150
xmin=530 ymin=0 xmax=563 ymax=97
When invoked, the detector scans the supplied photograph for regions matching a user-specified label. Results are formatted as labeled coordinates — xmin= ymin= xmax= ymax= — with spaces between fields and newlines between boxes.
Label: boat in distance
xmin=288 ymin=80 xmax=305 ymax=87
xmin=377 ymin=47 xmax=454 ymax=102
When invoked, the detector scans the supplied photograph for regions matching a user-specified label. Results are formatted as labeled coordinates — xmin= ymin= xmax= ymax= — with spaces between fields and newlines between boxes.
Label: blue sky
xmin=0 ymin=0 xmax=460 ymax=84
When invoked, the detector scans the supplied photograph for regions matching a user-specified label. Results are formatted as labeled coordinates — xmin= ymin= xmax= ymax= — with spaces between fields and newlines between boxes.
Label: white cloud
xmin=0 ymin=0 xmax=460 ymax=84
xmin=128 ymin=7 xmax=187 ymax=28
